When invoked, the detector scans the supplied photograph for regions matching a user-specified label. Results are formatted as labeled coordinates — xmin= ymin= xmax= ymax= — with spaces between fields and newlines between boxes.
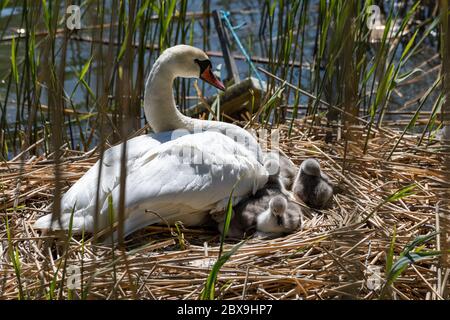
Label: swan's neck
xmin=143 ymin=59 xmax=229 ymax=134
xmin=144 ymin=60 xmax=190 ymax=132
xmin=143 ymin=59 xmax=263 ymax=162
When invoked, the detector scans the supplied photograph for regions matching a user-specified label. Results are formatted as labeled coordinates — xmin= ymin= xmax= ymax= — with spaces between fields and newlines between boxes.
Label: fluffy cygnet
xmin=292 ymin=158 xmax=333 ymax=209
xmin=255 ymin=195 xmax=301 ymax=237
xmin=212 ymin=159 xmax=302 ymax=239
xmin=264 ymin=152 xmax=297 ymax=190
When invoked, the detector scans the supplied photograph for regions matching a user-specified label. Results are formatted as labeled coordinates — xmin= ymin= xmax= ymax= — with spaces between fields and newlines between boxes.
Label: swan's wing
xmin=100 ymin=132 xmax=268 ymax=237
xmin=34 ymin=132 xmax=177 ymax=232
xmin=61 ymin=135 xmax=162 ymax=211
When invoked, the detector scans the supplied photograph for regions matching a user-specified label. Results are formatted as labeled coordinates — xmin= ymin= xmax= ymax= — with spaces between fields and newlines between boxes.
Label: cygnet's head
xmin=269 ymin=195 xmax=288 ymax=225
xmin=300 ymin=158 xmax=321 ymax=177
xmin=157 ymin=45 xmax=225 ymax=90
xmin=264 ymin=158 xmax=281 ymax=177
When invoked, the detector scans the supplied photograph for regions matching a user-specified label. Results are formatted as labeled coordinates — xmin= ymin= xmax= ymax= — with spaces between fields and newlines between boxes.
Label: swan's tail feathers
xmin=33 ymin=213 xmax=91 ymax=235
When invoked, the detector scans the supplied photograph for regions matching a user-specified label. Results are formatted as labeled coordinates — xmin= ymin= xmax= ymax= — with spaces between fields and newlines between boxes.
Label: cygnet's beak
xmin=200 ymin=65 xmax=226 ymax=91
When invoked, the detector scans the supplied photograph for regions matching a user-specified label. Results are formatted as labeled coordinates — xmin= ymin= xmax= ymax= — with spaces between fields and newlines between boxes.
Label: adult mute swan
xmin=34 ymin=45 xmax=268 ymax=239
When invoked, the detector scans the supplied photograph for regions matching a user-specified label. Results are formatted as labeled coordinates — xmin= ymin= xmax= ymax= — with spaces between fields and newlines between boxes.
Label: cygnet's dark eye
xmin=194 ymin=58 xmax=212 ymax=76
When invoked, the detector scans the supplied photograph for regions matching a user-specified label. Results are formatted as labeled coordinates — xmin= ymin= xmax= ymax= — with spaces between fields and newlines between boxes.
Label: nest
xmin=0 ymin=118 xmax=448 ymax=300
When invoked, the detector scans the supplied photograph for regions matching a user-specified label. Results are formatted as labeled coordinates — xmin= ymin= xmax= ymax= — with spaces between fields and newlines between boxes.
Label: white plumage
xmin=33 ymin=132 xmax=177 ymax=233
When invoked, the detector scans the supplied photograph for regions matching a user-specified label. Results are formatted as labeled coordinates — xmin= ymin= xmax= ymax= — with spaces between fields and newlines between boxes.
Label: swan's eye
xmin=194 ymin=58 xmax=212 ymax=76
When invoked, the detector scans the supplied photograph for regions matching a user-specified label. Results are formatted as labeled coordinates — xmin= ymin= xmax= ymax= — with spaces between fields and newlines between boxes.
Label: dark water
xmin=0 ymin=1 xmax=441 ymax=157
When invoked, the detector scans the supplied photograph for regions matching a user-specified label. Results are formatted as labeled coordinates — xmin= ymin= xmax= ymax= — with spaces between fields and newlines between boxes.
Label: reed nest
xmin=0 ymin=117 xmax=448 ymax=300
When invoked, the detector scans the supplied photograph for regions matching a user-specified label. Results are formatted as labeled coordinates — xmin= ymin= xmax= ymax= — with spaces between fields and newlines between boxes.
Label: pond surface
xmin=0 ymin=1 xmax=441 ymax=158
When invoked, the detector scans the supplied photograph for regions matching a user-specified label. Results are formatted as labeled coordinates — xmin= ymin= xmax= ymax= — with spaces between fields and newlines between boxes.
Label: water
xmin=0 ymin=1 xmax=441 ymax=158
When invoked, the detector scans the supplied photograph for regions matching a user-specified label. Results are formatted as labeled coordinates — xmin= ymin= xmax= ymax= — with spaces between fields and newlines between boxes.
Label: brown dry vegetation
xmin=1 ymin=119 xmax=448 ymax=300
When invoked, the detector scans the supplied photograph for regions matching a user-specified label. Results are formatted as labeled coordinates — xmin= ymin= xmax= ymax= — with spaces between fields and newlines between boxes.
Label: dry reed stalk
xmin=0 ymin=119 xmax=448 ymax=300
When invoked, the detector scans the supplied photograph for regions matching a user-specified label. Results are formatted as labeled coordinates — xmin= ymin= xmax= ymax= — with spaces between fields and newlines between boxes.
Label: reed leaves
xmin=381 ymin=231 xmax=445 ymax=299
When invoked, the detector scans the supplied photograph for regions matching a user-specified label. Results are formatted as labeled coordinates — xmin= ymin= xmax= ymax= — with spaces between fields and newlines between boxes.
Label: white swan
xmin=34 ymin=45 xmax=268 ymax=238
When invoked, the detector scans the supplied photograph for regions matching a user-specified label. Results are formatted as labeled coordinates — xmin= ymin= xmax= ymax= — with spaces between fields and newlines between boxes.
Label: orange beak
xmin=200 ymin=66 xmax=226 ymax=91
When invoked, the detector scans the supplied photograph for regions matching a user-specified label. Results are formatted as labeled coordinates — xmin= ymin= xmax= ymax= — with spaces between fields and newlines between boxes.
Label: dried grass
xmin=0 ymin=118 xmax=448 ymax=300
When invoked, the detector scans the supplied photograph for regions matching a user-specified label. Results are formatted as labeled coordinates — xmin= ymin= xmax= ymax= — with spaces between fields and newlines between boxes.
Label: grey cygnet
xmin=214 ymin=158 xmax=302 ymax=239
xmin=264 ymin=152 xmax=297 ymax=190
xmin=292 ymin=158 xmax=333 ymax=209
xmin=255 ymin=195 xmax=301 ymax=237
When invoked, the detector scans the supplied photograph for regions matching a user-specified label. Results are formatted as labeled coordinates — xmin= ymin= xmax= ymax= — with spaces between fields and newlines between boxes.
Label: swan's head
xmin=160 ymin=45 xmax=225 ymax=90
xmin=300 ymin=158 xmax=321 ymax=177
xmin=269 ymin=195 xmax=287 ymax=226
